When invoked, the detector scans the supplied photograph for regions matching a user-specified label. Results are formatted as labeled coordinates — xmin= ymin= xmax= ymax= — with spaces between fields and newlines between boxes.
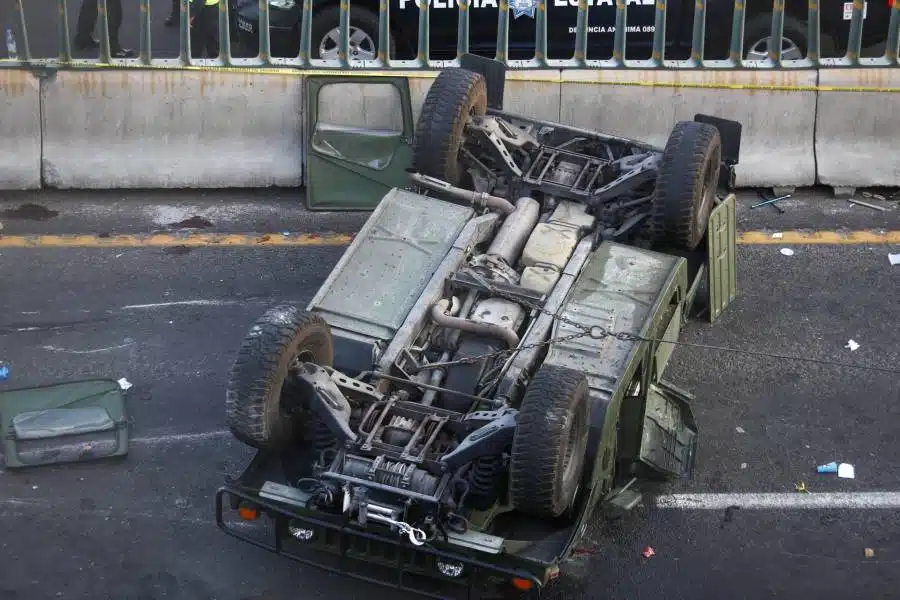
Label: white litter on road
xmin=846 ymin=339 xmax=860 ymax=351
xmin=121 ymin=299 xmax=238 ymax=310
xmin=838 ymin=463 xmax=856 ymax=479
xmin=117 ymin=377 xmax=132 ymax=391
xmin=654 ymin=492 xmax=900 ymax=510
xmin=780 ymin=248 xmax=795 ymax=256
xmin=735 ymin=426 xmax=746 ymax=434
xmin=889 ymin=253 xmax=900 ymax=266
xmin=771 ymin=232 xmax=783 ymax=239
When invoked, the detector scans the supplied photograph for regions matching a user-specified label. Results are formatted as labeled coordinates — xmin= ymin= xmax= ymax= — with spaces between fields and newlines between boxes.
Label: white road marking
xmin=121 ymin=299 xmax=238 ymax=310
xmin=654 ymin=492 xmax=900 ymax=510
xmin=40 ymin=341 xmax=134 ymax=354
xmin=131 ymin=430 xmax=232 ymax=445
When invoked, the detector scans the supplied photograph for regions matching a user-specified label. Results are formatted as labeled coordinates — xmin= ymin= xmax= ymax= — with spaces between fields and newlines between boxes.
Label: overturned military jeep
xmin=216 ymin=59 xmax=740 ymax=599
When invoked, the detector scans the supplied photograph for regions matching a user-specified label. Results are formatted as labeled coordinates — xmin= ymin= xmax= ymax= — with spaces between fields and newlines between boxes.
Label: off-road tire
xmin=225 ymin=305 xmax=334 ymax=450
xmin=509 ymin=365 xmax=591 ymax=520
xmin=647 ymin=121 xmax=722 ymax=251
xmin=411 ymin=67 xmax=488 ymax=186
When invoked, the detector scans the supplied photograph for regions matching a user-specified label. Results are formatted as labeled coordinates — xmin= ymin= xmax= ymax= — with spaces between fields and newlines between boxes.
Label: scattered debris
xmin=795 ymin=481 xmax=809 ymax=493
xmin=845 ymin=339 xmax=860 ymax=352
xmin=838 ymin=463 xmax=856 ymax=479
xmin=752 ymin=192 xmax=790 ymax=212
xmin=864 ymin=548 xmax=875 ymax=558
xmin=723 ymin=505 xmax=741 ymax=524
xmin=117 ymin=378 xmax=132 ymax=391
xmin=741 ymin=462 xmax=748 ymax=469
xmin=0 ymin=362 xmax=8 ymax=381
xmin=641 ymin=546 xmax=655 ymax=558
xmin=31 ymin=485 xmax=38 ymax=490
xmin=771 ymin=232 xmax=784 ymax=239
xmin=817 ymin=461 xmax=839 ymax=473
xmin=889 ymin=253 xmax=900 ymax=266
xmin=780 ymin=248 xmax=795 ymax=256
xmin=861 ymin=192 xmax=886 ymax=201
xmin=735 ymin=426 xmax=746 ymax=434
xmin=847 ymin=198 xmax=886 ymax=212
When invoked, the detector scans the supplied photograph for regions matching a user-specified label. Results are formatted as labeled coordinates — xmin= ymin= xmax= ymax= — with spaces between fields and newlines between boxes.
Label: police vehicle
xmin=231 ymin=0 xmax=892 ymax=62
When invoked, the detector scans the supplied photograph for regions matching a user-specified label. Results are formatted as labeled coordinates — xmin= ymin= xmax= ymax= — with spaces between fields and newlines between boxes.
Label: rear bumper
xmin=215 ymin=485 xmax=545 ymax=600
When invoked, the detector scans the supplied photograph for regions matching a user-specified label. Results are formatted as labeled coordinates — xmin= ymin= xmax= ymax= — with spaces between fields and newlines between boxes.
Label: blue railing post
xmin=574 ymin=0 xmax=588 ymax=65
xmin=219 ymin=0 xmax=232 ymax=65
xmin=845 ymin=0 xmax=865 ymax=64
xmin=807 ymin=0 xmax=820 ymax=65
xmin=651 ymin=0 xmax=668 ymax=65
xmin=339 ymin=0 xmax=351 ymax=67
xmin=496 ymin=0 xmax=509 ymax=64
xmin=886 ymin=0 xmax=900 ymax=65
xmin=258 ymin=0 xmax=271 ymax=63
xmin=58 ymin=0 xmax=72 ymax=62
xmin=379 ymin=0 xmax=392 ymax=65
xmin=140 ymin=0 xmax=152 ymax=65
xmin=180 ymin=0 xmax=191 ymax=64
xmin=98 ymin=0 xmax=112 ymax=62
xmin=769 ymin=0 xmax=786 ymax=65
xmin=457 ymin=0 xmax=470 ymax=59
xmin=417 ymin=0 xmax=430 ymax=66
xmin=299 ymin=0 xmax=313 ymax=65
xmin=728 ymin=0 xmax=746 ymax=66
xmin=690 ymin=0 xmax=707 ymax=66
xmin=612 ymin=0 xmax=627 ymax=65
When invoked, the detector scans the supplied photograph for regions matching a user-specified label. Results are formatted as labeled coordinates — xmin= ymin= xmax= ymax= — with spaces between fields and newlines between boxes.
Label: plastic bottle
xmin=5 ymin=28 xmax=17 ymax=60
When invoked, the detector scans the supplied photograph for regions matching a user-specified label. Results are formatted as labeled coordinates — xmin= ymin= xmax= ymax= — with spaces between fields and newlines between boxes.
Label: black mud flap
xmin=694 ymin=114 xmax=742 ymax=191
xmin=459 ymin=53 xmax=506 ymax=111
xmin=0 ymin=378 xmax=129 ymax=469
xmin=637 ymin=380 xmax=698 ymax=479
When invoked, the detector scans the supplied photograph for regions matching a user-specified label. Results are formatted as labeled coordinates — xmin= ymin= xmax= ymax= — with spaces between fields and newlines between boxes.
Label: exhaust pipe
xmin=407 ymin=171 xmax=516 ymax=215
xmin=430 ymin=299 xmax=520 ymax=349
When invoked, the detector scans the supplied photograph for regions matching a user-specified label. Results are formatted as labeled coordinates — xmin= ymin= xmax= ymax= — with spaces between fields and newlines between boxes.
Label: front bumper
xmin=216 ymin=484 xmax=545 ymax=600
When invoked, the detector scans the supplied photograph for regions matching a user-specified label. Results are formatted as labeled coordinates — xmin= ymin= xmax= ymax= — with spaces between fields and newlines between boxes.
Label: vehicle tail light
xmin=238 ymin=505 xmax=259 ymax=520
xmin=511 ymin=578 xmax=534 ymax=591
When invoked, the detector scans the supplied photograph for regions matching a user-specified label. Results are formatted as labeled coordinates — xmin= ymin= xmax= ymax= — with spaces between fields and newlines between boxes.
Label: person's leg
xmin=75 ymin=0 xmax=99 ymax=48
xmin=106 ymin=0 xmax=135 ymax=57
xmin=204 ymin=4 xmax=219 ymax=58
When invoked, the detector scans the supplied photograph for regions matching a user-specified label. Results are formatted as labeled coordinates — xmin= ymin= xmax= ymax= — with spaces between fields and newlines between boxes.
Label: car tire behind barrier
xmin=310 ymin=6 xmax=396 ymax=61
xmin=742 ymin=14 xmax=836 ymax=60
xmin=648 ymin=120 xmax=722 ymax=252
xmin=226 ymin=305 xmax=334 ymax=450
xmin=411 ymin=68 xmax=489 ymax=187
xmin=509 ymin=364 xmax=591 ymax=521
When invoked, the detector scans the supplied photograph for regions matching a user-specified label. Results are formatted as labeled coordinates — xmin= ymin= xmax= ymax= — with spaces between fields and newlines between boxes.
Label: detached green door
xmin=304 ymin=76 xmax=415 ymax=211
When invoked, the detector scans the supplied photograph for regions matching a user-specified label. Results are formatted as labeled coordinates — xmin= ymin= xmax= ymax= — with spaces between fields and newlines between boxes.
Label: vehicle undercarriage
xmin=218 ymin=62 xmax=741 ymax=598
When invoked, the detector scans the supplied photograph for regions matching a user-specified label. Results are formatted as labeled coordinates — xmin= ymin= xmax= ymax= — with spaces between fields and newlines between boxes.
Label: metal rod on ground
xmin=847 ymin=198 xmax=887 ymax=211
xmin=751 ymin=194 xmax=791 ymax=209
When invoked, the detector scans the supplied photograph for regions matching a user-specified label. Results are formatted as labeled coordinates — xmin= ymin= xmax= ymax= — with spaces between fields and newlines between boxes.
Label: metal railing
xmin=1 ymin=0 xmax=898 ymax=70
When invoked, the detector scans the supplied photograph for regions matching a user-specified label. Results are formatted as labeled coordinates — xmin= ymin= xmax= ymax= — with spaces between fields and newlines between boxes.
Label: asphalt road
xmin=0 ymin=188 xmax=898 ymax=600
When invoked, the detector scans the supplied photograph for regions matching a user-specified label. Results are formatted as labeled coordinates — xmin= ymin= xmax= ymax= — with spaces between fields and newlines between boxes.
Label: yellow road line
xmin=0 ymin=231 xmax=897 ymax=248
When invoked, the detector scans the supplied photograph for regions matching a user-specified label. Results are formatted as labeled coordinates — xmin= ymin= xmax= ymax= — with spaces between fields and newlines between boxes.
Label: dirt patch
xmin=167 ymin=216 xmax=213 ymax=229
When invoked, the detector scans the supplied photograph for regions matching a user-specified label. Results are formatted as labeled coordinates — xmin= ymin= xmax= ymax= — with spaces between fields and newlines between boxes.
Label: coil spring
xmin=313 ymin=417 xmax=338 ymax=464
xmin=466 ymin=455 xmax=503 ymax=509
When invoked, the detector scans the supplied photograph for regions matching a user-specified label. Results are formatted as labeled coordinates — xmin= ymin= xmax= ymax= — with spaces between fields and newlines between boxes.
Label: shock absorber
xmin=466 ymin=455 xmax=504 ymax=511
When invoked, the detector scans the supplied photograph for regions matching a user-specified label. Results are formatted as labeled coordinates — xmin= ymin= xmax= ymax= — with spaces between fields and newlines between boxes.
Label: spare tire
xmin=647 ymin=120 xmax=722 ymax=251
xmin=509 ymin=364 xmax=591 ymax=520
xmin=411 ymin=68 xmax=488 ymax=186
xmin=226 ymin=305 xmax=334 ymax=450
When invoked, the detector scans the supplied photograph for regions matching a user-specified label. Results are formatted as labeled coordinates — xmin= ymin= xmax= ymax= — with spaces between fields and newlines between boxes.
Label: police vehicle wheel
xmin=310 ymin=6 xmax=394 ymax=61
xmin=509 ymin=364 xmax=591 ymax=521
xmin=411 ymin=67 xmax=488 ymax=187
xmin=226 ymin=305 xmax=334 ymax=450
xmin=742 ymin=14 xmax=835 ymax=61
xmin=648 ymin=120 xmax=722 ymax=252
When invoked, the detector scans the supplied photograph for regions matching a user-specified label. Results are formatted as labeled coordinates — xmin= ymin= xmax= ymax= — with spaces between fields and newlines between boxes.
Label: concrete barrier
xmin=40 ymin=70 xmax=304 ymax=189
xmin=816 ymin=69 xmax=900 ymax=192
xmin=0 ymin=70 xmax=41 ymax=189
xmin=559 ymin=69 xmax=820 ymax=188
